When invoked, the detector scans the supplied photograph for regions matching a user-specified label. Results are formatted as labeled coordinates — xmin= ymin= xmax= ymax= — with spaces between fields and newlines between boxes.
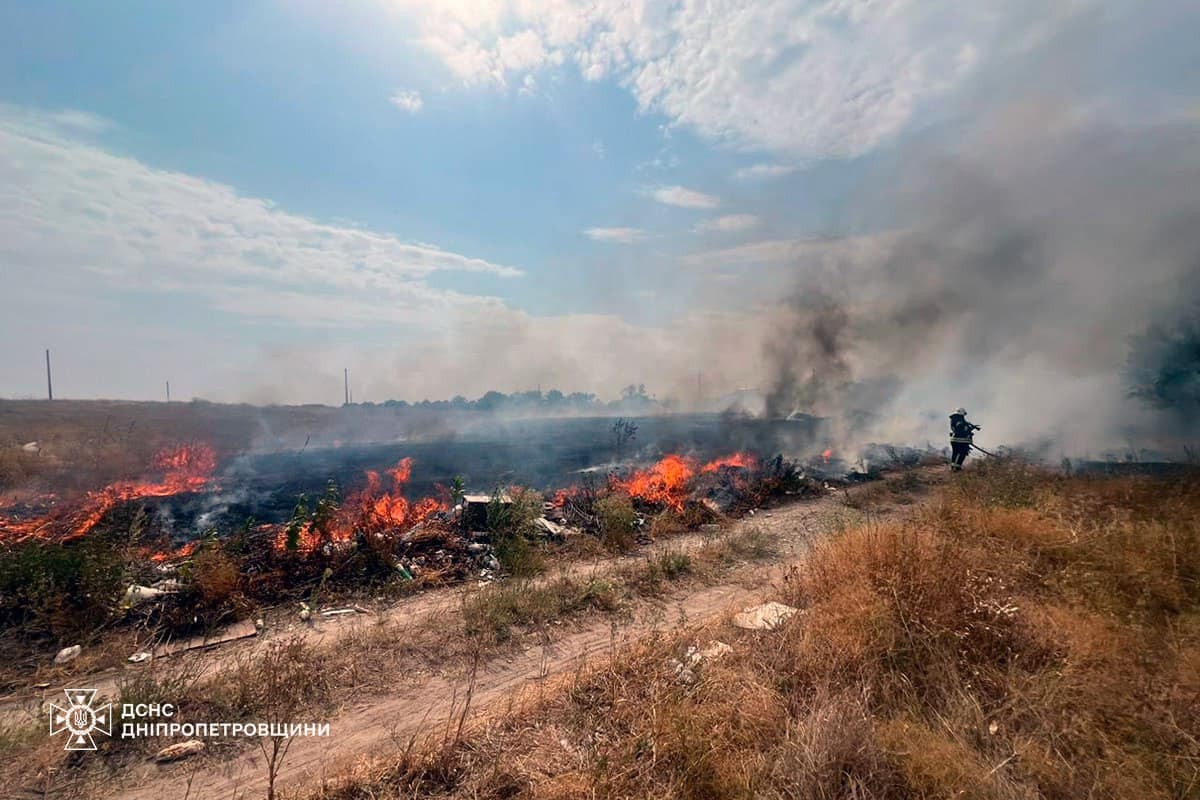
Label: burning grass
xmin=0 ymin=439 xmax=815 ymax=687
xmin=308 ymin=461 xmax=1200 ymax=800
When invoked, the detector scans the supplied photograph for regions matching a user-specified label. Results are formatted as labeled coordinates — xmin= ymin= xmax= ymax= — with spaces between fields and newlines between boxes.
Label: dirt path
xmin=16 ymin=469 xmax=942 ymax=799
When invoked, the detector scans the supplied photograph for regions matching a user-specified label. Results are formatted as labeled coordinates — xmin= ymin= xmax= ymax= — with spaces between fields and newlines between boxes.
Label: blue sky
xmin=0 ymin=0 xmax=1194 ymax=415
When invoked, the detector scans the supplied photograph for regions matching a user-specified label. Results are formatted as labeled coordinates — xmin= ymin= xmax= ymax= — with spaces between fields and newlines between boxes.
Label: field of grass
xmin=312 ymin=459 xmax=1200 ymax=799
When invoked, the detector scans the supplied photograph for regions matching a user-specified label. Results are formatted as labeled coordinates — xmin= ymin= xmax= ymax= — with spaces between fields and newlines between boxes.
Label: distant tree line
xmin=347 ymin=384 xmax=664 ymax=413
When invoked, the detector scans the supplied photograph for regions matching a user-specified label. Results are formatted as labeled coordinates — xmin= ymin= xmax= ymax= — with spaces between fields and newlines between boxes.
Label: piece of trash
xmin=154 ymin=739 xmax=205 ymax=763
xmin=128 ymin=651 xmax=153 ymax=663
xmin=254 ymin=618 xmax=265 ymax=631
xmin=988 ymin=720 xmax=999 ymax=736
xmin=123 ymin=584 xmax=167 ymax=606
xmin=299 ymin=602 xmax=312 ymax=622
xmin=699 ymin=640 xmax=733 ymax=660
xmin=533 ymin=517 xmax=566 ymax=537
xmin=54 ymin=645 xmax=82 ymax=665
xmin=321 ymin=608 xmax=356 ymax=618
xmin=352 ymin=604 xmax=372 ymax=615
xmin=732 ymin=602 xmax=798 ymax=631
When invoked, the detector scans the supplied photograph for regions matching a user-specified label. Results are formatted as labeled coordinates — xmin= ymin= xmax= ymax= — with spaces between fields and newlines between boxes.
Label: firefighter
xmin=949 ymin=408 xmax=980 ymax=471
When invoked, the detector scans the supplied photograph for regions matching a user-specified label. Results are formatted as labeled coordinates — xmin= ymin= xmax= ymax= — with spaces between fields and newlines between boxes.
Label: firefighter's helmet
xmin=954 ymin=407 xmax=967 ymax=416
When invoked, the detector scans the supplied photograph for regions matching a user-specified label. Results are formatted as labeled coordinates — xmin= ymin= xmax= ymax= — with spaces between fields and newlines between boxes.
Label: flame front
xmin=615 ymin=454 xmax=696 ymax=511
xmin=0 ymin=443 xmax=218 ymax=545
xmin=701 ymin=452 xmax=756 ymax=473
xmin=276 ymin=456 xmax=446 ymax=554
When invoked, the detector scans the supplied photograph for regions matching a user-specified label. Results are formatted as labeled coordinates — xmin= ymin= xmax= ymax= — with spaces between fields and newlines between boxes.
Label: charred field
xmin=0 ymin=401 xmax=865 ymax=685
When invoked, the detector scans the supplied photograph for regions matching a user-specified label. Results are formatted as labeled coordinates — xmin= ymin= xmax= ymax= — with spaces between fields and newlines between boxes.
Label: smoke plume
xmin=763 ymin=105 xmax=1200 ymax=455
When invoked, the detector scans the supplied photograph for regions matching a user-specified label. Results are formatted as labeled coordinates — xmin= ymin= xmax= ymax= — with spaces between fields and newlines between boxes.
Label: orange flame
xmin=149 ymin=539 xmax=199 ymax=563
xmin=0 ymin=443 xmax=218 ymax=544
xmin=616 ymin=454 xmax=696 ymax=511
xmin=275 ymin=457 xmax=446 ymax=554
xmin=821 ymin=448 xmax=833 ymax=463
xmin=701 ymin=453 xmax=757 ymax=473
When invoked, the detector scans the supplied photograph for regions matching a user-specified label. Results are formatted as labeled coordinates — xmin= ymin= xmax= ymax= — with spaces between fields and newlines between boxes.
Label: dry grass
xmin=311 ymin=461 xmax=1200 ymax=800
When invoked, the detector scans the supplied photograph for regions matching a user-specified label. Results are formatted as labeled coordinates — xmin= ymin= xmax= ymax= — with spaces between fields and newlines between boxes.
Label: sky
xmin=0 ymin=1 xmax=1197 ymax=434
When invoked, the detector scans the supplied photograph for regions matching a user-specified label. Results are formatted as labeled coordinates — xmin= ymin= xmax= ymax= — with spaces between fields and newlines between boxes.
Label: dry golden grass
xmin=311 ymin=460 xmax=1200 ymax=800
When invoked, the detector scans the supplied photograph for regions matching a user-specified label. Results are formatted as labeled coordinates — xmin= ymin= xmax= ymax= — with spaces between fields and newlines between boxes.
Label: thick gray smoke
xmin=763 ymin=110 xmax=1200 ymax=456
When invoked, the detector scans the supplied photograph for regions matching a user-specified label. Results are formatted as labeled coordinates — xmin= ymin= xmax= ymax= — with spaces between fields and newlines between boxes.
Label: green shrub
xmin=595 ymin=494 xmax=637 ymax=552
xmin=0 ymin=531 xmax=127 ymax=639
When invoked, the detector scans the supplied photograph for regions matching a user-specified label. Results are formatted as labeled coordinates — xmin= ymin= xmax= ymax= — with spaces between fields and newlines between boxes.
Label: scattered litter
xmin=33 ymin=682 xmax=51 ymax=689
xmin=299 ymin=603 xmax=312 ymax=622
xmin=154 ymin=739 xmax=205 ymax=763
xmin=254 ymin=618 xmax=265 ymax=631
xmin=732 ymin=602 xmax=798 ymax=631
xmin=128 ymin=651 xmax=153 ymax=663
xmin=699 ymin=640 xmax=733 ymax=660
xmin=53 ymin=645 xmax=81 ymax=665
xmin=988 ymin=721 xmax=1000 ymax=736
xmin=533 ymin=517 xmax=567 ymax=537
xmin=670 ymin=640 xmax=733 ymax=684
xmin=123 ymin=584 xmax=168 ymax=606
xmin=154 ymin=619 xmax=258 ymax=657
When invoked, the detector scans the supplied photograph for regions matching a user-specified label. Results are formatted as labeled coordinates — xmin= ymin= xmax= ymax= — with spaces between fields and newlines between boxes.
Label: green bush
xmin=595 ymin=494 xmax=637 ymax=552
xmin=0 ymin=531 xmax=127 ymax=640
xmin=489 ymin=487 xmax=546 ymax=576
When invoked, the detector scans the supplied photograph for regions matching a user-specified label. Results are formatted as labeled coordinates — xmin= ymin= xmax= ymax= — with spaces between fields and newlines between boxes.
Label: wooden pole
xmin=166 ymin=381 xmax=171 ymax=402
xmin=45 ymin=349 xmax=53 ymax=401
xmin=344 ymin=368 xmax=349 ymax=406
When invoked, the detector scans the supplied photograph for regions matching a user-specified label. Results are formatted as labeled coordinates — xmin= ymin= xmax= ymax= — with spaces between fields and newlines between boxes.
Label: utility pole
xmin=166 ymin=381 xmax=171 ymax=402
xmin=45 ymin=349 xmax=53 ymax=401
xmin=344 ymin=368 xmax=349 ymax=406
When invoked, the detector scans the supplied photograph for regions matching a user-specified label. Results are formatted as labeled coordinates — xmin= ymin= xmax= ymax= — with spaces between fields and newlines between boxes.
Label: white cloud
xmin=694 ymin=214 xmax=761 ymax=233
xmin=650 ymin=185 xmax=719 ymax=209
xmin=393 ymin=0 xmax=1051 ymax=157
xmin=734 ymin=163 xmax=797 ymax=180
xmin=583 ymin=226 xmax=644 ymax=243
xmin=0 ymin=110 xmax=521 ymax=332
xmin=591 ymin=139 xmax=606 ymax=158
xmin=389 ymin=89 xmax=424 ymax=113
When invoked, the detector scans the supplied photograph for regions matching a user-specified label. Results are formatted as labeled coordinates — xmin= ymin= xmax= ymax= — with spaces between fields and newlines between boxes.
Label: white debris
xmin=298 ymin=603 xmax=312 ymax=622
xmin=321 ymin=608 xmax=356 ymax=618
xmin=670 ymin=640 xmax=734 ymax=684
xmin=732 ymin=602 xmax=798 ymax=631
xmin=128 ymin=651 xmax=152 ymax=664
xmin=154 ymin=739 xmax=205 ymax=763
xmin=53 ymin=645 xmax=82 ymax=665
xmin=20 ymin=441 xmax=40 ymax=453
xmin=254 ymin=618 xmax=265 ymax=631
xmin=699 ymin=640 xmax=733 ymax=660
xmin=123 ymin=584 xmax=167 ymax=606
xmin=533 ymin=517 xmax=563 ymax=536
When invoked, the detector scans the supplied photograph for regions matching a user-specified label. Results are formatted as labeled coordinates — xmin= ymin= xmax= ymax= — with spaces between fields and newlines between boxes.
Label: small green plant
xmin=595 ymin=493 xmax=637 ymax=552
xmin=487 ymin=487 xmax=545 ymax=576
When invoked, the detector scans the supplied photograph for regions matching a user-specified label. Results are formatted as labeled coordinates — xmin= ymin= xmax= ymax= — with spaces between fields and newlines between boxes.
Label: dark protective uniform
xmin=949 ymin=413 xmax=979 ymax=470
